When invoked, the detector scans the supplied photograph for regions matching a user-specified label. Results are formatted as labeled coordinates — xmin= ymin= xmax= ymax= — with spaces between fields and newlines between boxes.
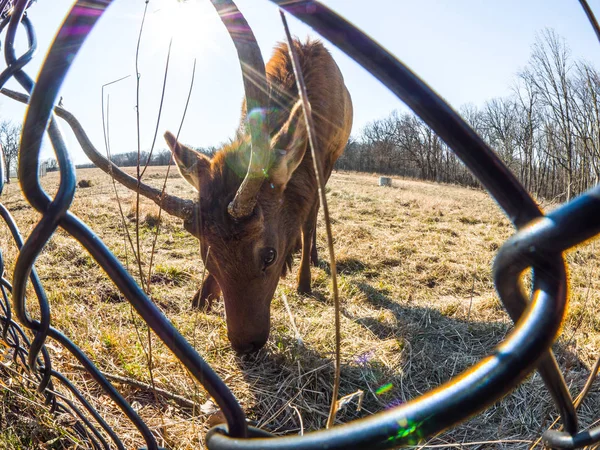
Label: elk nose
xmin=232 ymin=340 xmax=265 ymax=355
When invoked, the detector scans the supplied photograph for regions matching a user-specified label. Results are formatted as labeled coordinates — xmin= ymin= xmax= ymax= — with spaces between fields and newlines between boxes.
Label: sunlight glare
xmin=146 ymin=0 xmax=221 ymax=59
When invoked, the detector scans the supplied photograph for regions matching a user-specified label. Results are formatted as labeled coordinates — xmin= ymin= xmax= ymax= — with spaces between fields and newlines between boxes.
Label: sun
xmin=145 ymin=0 xmax=222 ymax=59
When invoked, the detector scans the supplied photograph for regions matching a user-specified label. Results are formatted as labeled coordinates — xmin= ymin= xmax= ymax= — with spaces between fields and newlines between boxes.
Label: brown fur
xmin=166 ymin=38 xmax=352 ymax=353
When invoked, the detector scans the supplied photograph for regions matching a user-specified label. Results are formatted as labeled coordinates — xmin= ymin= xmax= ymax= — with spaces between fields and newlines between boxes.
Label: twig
xmin=0 ymin=88 xmax=195 ymax=220
xmin=175 ymin=59 xmax=197 ymax=140
xmin=100 ymin=74 xmax=154 ymax=398
xmin=530 ymin=354 xmax=600 ymax=449
xmin=191 ymin=245 xmax=210 ymax=422
xmin=417 ymin=439 xmax=534 ymax=448
xmin=67 ymin=364 xmax=198 ymax=409
xmin=101 ymin=77 xmax=138 ymax=266
xmin=280 ymin=11 xmax=342 ymax=429
xmin=129 ymin=306 xmax=150 ymax=373
xmin=101 ymin=78 xmax=155 ymax=403
xmin=145 ymin=59 xmax=196 ymax=291
xmin=335 ymin=389 xmax=364 ymax=413
xmin=291 ymin=404 xmax=304 ymax=436
xmin=281 ymin=293 xmax=303 ymax=346
xmin=133 ymin=5 xmax=163 ymax=444
xmin=574 ymin=354 xmax=600 ymax=409
xmin=140 ymin=39 xmax=172 ymax=178
xmin=466 ymin=272 xmax=475 ymax=323
xmin=134 ymin=0 xmax=149 ymax=295
xmin=258 ymin=378 xmax=312 ymax=428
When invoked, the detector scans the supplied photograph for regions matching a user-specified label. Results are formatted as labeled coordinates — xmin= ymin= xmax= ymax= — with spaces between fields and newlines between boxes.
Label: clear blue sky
xmin=1 ymin=0 xmax=599 ymax=164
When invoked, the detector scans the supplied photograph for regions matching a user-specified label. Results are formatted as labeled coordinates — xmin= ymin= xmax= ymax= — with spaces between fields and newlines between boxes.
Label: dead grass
xmin=0 ymin=167 xmax=599 ymax=449
xmin=0 ymin=366 xmax=83 ymax=449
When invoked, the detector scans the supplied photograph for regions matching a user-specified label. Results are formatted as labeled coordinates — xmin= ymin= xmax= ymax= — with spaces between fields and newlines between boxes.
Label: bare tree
xmin=526 ymin=29 xmax=576 ymax=200
xmin=0 ymin=120 xmax=21 ymax=183
xmin=512 ymin=74 xmax=540 ymax=193
xmin=45 ymin=157 xmax=59 ymax=172
xmin=571 ymin=62 xmax=600 ymax=188
xmin=334 ymin=28 xmax=599 ymax=201
xmin=152 ymin=149 xmax=173 ymax=166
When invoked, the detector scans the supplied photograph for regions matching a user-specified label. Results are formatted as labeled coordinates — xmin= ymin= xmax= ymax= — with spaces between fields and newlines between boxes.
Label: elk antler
xmin=0 ymin=88 xmax=197 ymax=223
xmin=209 ymin=0 xmax=270 ymax=219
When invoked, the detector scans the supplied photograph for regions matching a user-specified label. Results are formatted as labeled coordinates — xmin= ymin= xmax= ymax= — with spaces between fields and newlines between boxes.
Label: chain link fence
xmin=0 ymin=0 xmax=598 ymax=448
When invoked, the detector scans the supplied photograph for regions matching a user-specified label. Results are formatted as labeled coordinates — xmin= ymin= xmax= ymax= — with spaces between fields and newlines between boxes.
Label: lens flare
xmin=376 ymin=382 xmax=393 ymax=395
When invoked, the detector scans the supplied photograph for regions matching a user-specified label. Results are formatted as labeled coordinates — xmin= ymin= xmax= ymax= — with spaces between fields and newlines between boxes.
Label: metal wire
xmin=0 ymin=1 xmax=246 ymax=447
xmin=0 ymin=0 xmax=597 ymax=449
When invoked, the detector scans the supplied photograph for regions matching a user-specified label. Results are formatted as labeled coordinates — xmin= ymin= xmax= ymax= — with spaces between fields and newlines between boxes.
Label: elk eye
xmin=262 ymin=248 xmax=277 ymax=268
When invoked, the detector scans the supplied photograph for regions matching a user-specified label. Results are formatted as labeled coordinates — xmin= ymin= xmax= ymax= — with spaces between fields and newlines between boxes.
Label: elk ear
xmin=269 ymin=101 xmax=308 ymax=187
xmin=164 ymin=131 xmax=210 ymax=191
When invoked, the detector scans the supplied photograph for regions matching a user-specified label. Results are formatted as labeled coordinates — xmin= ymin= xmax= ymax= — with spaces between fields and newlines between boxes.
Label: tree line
xmin=0 ymin=122 xmax=220 ymax=177
xmin=335 ymin=29 xmax=600 ymax=201
xmin=0 ymin=29 xmax=595 ymax=201
xmin=75 ymin=145 xmax=217 ymax=169
xmin=75 ymin=149 xmax=175 ymax=169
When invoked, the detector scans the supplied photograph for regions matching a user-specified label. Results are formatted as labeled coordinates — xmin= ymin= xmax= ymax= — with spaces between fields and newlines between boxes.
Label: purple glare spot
xmin=355 ymin=350 xmax=375 ymax=366
xmin=386 ymin=398 xmax=404 ymax=410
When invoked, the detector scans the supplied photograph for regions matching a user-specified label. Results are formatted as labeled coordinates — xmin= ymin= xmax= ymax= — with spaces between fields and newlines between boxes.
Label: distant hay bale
xmin=378 ymin=176 xmax=392 ymax=187
xmin=77 ymin=179 xmax=92 ymax=188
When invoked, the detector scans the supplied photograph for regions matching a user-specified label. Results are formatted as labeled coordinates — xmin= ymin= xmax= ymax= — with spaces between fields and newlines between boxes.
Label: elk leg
xmin=298 ymin=200 xmax=319 ymax=294
xmin=310 ymin=227 xmax=318 ymax=267
xmin=192 ymin=272 xmax=221 ymax=311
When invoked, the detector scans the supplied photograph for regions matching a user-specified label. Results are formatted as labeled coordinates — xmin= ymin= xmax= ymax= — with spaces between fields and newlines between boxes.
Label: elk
xmin=5 ymin=1 xmax=352 ymax=354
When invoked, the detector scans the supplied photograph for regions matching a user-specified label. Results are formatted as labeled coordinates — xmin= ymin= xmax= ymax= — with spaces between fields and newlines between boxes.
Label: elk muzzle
xmin=223 ymin=286 xmax=274 ymax=354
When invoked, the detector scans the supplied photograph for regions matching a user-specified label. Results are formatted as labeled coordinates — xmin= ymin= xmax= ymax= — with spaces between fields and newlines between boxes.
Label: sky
xmin=0 ymin=0 xmax=599 ymax=164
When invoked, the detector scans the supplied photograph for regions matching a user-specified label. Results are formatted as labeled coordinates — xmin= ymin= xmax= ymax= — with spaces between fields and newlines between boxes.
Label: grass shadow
xmin=232 ymin=332 xmax=410 ymax=434
xmin=332 ymin=281 xmax=597 ymax=443
xmin=319 ymin=257 xmax=370 ymax=276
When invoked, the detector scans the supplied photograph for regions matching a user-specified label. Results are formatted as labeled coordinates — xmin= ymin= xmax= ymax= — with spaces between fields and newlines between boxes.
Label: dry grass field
xmin=0 ymin=166 xmax=599 ymax=449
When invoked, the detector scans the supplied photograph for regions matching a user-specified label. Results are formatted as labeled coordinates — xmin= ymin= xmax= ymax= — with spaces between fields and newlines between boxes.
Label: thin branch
xmin=140 ymin=39 xmax=172 ymax=178
xmin=132 ymin=5 xmax=162 ymax=443
xmin=101 ymin=77 xmax=140 ymax=263
xmin=291 ymin=404 xmax=304 ymax=436
xmin=0 ymin=88 xmax=196 ymax=221
xmin=531 ymin=354 xmax=600 ymax=449
xmin=146 ymin=59 xmax=197 ymax=290
xmin=192 ymin=245 xmax=210 ymax=419
xmin=280 ymin=11 xmax=342 ymax=429
xmin=281 ymin=293 xmax=302 ymax=346
xmin=67 ymin=364 xmax=198 ymax=409
xmin=135 ymin=0 xmax=149 ymax=295
xmin=574 ymin=354 xmax=600 ymax=409
xmin=100 ymin=85 xmax=153 ymax=377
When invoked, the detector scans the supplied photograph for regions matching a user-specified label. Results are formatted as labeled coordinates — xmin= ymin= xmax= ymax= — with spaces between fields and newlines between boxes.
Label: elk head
xmin=4 ymin=0 xmax=335 ymax=355
xmin=161 ymin=1 xmax=311 ymax=353
xmin=164 ymin=97 xmax=308 ymax=353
